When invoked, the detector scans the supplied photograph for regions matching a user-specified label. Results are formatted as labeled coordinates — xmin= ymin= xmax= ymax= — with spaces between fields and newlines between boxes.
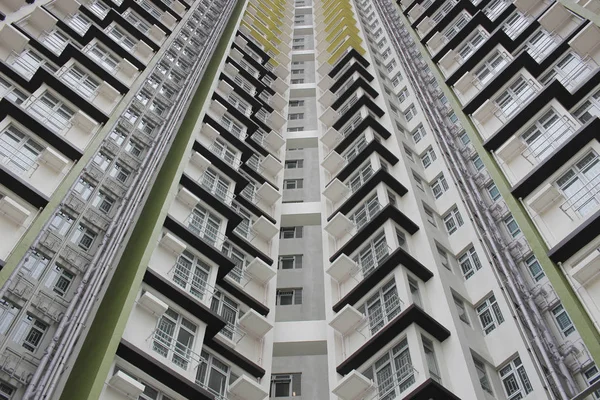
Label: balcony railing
xmin=40 ymin=31 xmax=70 ymax=55
xmin=521 ymin=116 xmax=577 ymax=163
xmin=194 ymin=172 xmax=236 ymax=205
xmin=362 ymin=364 xmax=418 ymax=400
xmin=148 ymin=328 xmax=203 ymax=370
xmin=26 ymin=99 xmax=74 ymax=135
xmin=502 ymin=13 xmax=532 ymax=39
xmin=183 ymin=212 xmax=227 ymax=249
xmin=355 ymin=295 xmax=403 ymax=338
xmin=0 ymin=140 xmax=41 ymax=177
xmin=526 ymin=32 xmax=560 ymax=62
xmin=351 ymin=199 xmax=383 ymax=231
xmin=208 ymin=144 xmax=242 ymax=170
xmin=559 ymin=178 xmax=600 ymax=219
xmin=492 ymin=79 xmax=538 ymax=122
xmin=553 ymin=55 xmax=598 ymax=92
xmin=347 ymin=166 xmax=376 ymax=196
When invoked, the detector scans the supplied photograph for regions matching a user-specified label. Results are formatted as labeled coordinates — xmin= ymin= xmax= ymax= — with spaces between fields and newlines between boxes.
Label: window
xmin=583 ymin=365 xmax=600 ymax=399
xmin=289 ymin=100 xmax=305 ymax=107
xmin=280 ymin=227 xmax=303 ymax=239
xmin=472 ymin=155 xmax=484 ymax=171
xmin=436 ymin=245 xmax=452 ymax=271
xmin=71 ymin=224 xmax=96 ymax=250
xmin=443 ymin=207 xmax=464 ymax=235
xmin=474 ymin=358 xmax=493 ymax=394
xmin=276 ymin=288 xmax=302 ymax=305
xmin=113 ymin=366 xmax=173 ymax=400
xmin=291 ymin=78 xmax=304 ymax=84
xmin=358 ymin=281 xmax=401 ymax=334
xmin=125 ymin=140 xmax=144 ymax=158
xmin=108 ymin=25 xmax=137 ymax=52
xmin=487 ymin=183 xmax=501 ymax=201
xmin=0 ymin=300 xmax=19 ymax=336
xmin=404 ymin=145 xmax=414 ymax=162
xmin=504 ymin=215 xmax=521 ymax=237
xmin=431 ymin=174 xmax=449 ymax=198
xmin=459 ymin=132 xmax=470 ymax=145
xmin=92 ymin=191 xmax=114 ymax=214
xmin=423 ymin=205 xmax=437 ymax=227
xmin=291 ymin=69 xmax=304 ymax=75
xmin=50 ymin=211 xmax=74 ymax=236
xmin=457 ymin=244 xmax=482 ymax=279
xmin=413 ymin=172 xmax=425 ymax=191
xmin=288 ymin=113 xmax=304 ymax=120
xmin=109 ymin=127 xmax=127 ymax=146
xmin=477 ymin=294 xmax=504 ymax=334
xmin=422 ymin=337 xmax=441 ymax=383
xmin=284 ymin=179 xmax=303 ymax=190
xmin=16 ymin=314 xmax=47 ymax=352
xmin=62 ymin=65 xmax=100 ymax=99
xmin=279 ymin=255 xmax=303 ymax=270
xmin=404 ymin=104 xmax=417 ymax=121
xmin=0 ymin=126 xmax=43 ymax=175
xmin=453 ymin=294 xmax=470 ymax=324
xmin=499 ymin=357 xmax=533 ymax=400
xmin=284 ymin=159 xmax=304 ymax=169
xmin=408 ymin=276 xmax=423 ymax=307
xmin=88 ymin=43 xmax=120 ymax=72
xmin=362 ymin=339 xmax=415 ymax=398
xmin=93 ymin=151 xmax=111 ymax=171
xmin=210 ymin=291 xmax=239 ymax=340
xmin=525 ymin=255 xmax=545 ymax=282
xmin=412 ymin=124 xmax=426 ymax=143
xmin=421 ymin=147 xmax=437 ymax=168
xmin=110 ymin=164 xmax=130 ymax=183
xmin=551 ymin=304 xmax=575 ymax=336
xmin=556 ymin=151 xmax=600 ymax=216
xmin=287 ymin=127 xmax=304 ymax=132
xmin=0 ymin=381 xmax=14 ymax=400
xmin=73 ymin=178 xmax=94 ymax=200
xmin=353 ymin=231 xmax=389 ymax=275
xmin=46 ymin=265 xmax=75 ymax=297
xmin=392 ymin=74 xmax=403 ymax=87
xmin=189 ymin=204 xmax=222 ymax=246
xmin=22 ymin=251 xmax=49 ymax=280
xmin=494 ymin=76 xmax=536 ymax=119
xmin=270 ymin=373 xmax=301 ymax=397
xmin=153 ymin=308 xmax=197 ymax=369
xmin=200 ymin=168 xmax=231 ymax=202
xmin=173 ymin=250 xmax=210 ymax=299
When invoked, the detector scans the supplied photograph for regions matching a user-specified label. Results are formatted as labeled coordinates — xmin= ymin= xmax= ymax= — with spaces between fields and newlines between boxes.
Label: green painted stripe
xmin=396 ymin=8 xmax=600 ymax=365
xmin=59 ymin=2 xmax=245 ymax=398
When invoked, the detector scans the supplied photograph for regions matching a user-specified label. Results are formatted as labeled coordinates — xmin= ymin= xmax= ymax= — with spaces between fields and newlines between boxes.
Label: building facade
xmin=0 ymin=0 xmax=598 ymax=397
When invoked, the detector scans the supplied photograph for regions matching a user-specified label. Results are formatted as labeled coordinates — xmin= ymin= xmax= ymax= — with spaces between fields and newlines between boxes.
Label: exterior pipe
xmin=27 ymin=1 xmax=236 ymax=397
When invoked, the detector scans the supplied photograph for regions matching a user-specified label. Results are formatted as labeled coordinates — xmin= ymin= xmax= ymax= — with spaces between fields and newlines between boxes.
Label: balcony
xmin=570 ymin=248 xmax=600 ymax=285
xmin=24 ymin=94 xmax=99 ymax=151
xmin=471 ymin=76 xmax=541 ymax=140
xmin=495 ymin=113 xmax=579 ymax=184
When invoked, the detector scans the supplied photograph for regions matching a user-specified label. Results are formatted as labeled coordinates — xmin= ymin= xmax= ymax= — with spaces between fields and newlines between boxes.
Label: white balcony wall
xmin=0 ymin=188 xmax=38 ymax=261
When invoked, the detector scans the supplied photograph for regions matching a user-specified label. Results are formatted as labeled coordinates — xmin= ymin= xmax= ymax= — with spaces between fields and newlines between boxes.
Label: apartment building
xmin=0 ymin=0 xmax=599 ymax=396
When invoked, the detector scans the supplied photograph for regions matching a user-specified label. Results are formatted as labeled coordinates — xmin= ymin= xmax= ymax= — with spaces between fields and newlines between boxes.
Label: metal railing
xmin=194 ymin=172 xmax=236 ymax=205
xmin=347 ymin=166 xmax=376 ymax=196
xmin=184 ymin=212 xmax=227 ymax=248
xmin=0 ymin=140 xmax=41 ymax=177
xmin=351 ymin=199 xmax=383 ymax=231
xmin=167 ymin=261 xmax=216 ymax=303
xmin=208 ymin=144 xmax=242 ymax=169
xmin=553 ymin=56 xmax=598 ymax=92
xmin=356 ymin=296 xmax=403 ymax=338
xmin=491 ymin=79 xmax=538 ymax=122
xmin=521 ymin=116 xmax=577 ymax=164
xmin=362 ymin=365 xmax=418 ymax=400
xmin=26 ymin=98 xmax=74 ymax=134
xmin=559 ymin=178 xmax=600 ymax=218
xmin=40 ymin=31 xmax=69 ymax=55
xmin=9 ymin=51 xmax=45 ymax=79
xmin=526 ymin=32 xmax=560 ymax=62
xmin=148 ymin=329 xmax=203 ymax=370
xmin=503 ymin=13 xmax=532 ymax=39
xmin=483 ymin=0 xmax=510 ymax=20
xmin=348 ymin=243 xmax=393 ymax=282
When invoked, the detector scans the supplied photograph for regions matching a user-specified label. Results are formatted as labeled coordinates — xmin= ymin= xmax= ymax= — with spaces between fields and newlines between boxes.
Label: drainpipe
xmin=24 ymin=1 xmax=236 ymax=398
